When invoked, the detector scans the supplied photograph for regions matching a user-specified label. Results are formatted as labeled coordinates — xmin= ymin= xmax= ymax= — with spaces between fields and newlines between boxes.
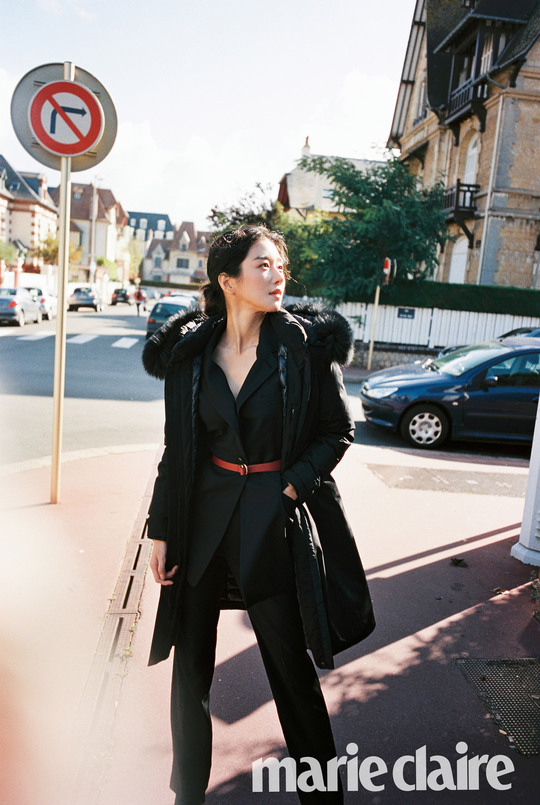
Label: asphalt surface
xmin=0 ymin=306 xmax=164 ymax=465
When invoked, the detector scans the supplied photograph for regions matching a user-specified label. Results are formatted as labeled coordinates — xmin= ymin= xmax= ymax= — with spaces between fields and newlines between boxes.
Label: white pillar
xmin=511 ymin=400 xmax=540 ymax=566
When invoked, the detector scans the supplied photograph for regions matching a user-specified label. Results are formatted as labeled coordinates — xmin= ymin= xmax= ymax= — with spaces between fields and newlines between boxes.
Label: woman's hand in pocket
xmin=282 ymin=482 xmax=298 ymax=501
xmin=282 ymin=482 xmax=298 ymax=518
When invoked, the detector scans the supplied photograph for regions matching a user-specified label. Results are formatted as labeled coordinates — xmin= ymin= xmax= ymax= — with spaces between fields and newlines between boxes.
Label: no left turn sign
xmin=28 ymin=80 xmax=105 ymax=157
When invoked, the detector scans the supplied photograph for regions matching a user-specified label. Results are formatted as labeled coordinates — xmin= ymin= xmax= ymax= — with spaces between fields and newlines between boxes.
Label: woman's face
xmin=222 ymin=237 xmax=286 ymax=313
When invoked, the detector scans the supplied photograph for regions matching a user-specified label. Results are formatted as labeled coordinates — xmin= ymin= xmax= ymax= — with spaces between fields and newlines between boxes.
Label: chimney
xmin=301 ymin=136 xmax=311 ymax=158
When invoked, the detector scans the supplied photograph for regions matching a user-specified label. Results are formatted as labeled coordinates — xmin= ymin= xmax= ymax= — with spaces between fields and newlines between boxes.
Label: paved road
xmin=0 ymin=306 xmax=165 ymax=466
xmin=0 ymin=308 xmax=530 ymax=473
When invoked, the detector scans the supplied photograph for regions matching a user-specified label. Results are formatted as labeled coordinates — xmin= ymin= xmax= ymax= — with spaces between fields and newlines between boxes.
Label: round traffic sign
xmin=28 ymin=80 xmax=105 ymax=157
xmin=11 ymin=63 xmax=117 ymax=172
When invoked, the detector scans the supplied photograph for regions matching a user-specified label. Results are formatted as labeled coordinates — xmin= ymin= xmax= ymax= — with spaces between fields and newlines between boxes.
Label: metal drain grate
xmin=455 ymin=658 xmax=540 ymax=756
xmin=72 ymin=454 xmax=159 ymax=805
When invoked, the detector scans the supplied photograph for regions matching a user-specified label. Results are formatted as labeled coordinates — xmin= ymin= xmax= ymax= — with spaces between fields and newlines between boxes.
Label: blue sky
xmin=1 ymin=0 xmax=416 ymax=229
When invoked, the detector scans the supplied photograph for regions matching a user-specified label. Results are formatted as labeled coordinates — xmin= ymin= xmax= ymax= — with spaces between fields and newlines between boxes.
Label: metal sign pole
xmin=367 ymin=284 xmax=380 ymax=371
xmin=11 ymin=60 xmax=117 ymax=502
xmin=51 ymin=61 xmax=74 ymax=504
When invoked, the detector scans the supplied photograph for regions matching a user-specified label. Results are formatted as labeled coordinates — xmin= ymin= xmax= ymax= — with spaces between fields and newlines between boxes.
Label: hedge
xmin=351 ymin=280 xmax=540 ymax=317
xmin=139 ymin=278 xmax=201 ymax=292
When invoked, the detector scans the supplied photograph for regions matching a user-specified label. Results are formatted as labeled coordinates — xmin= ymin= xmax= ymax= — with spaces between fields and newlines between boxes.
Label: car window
xmin=0 ymin=288 xmax=16 ymax=296
xmin=432 ymin=341 xmax=510 ymax=377
xmin=485 ymin=353 xmax=540 ymax=388
xmin=152 ymin=303 xmax=187 ymax=316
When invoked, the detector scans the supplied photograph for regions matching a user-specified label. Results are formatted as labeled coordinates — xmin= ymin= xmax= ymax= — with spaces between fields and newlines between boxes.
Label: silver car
xmin=68 ymin=286 xmax=104 ymax=312
xmin=0 ymin=287 xmax=42 ymax=326
xmin=24 ymin=286 xmax=58 ymax=320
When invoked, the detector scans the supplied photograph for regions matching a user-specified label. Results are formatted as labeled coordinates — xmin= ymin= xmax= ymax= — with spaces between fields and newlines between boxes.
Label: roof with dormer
xmin=0 ymin=155 xmax=57 ymax=211
xmin=388 ymin=0 xmax=540 ymax=148
xmin=127 ymin=211 xmax=174 ymax=235
xmin=49 ymin=183 xmax=127 ymax=226
xmin=145 ymin=221 xmax=212 ymax=259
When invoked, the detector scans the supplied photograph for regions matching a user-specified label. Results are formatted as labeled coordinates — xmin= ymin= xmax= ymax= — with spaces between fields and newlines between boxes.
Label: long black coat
xmin=142 ymin=302 xmax=375 ymax=668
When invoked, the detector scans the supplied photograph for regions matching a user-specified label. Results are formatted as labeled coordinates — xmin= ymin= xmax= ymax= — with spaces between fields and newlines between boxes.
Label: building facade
xmin=143 ymin=221 xmax=211 ymax=284
xmin=49 ymin=182 xmax=130 ymax=282
xmin=127 ymin=211 xmax=174 ymax=243
xmin=388 ymin=0 xmax=540 ymax=288
xmin=278 ymin=138 xmax=383 ymax=219
xmin=0 ymin=155 xmax=57 ymax=265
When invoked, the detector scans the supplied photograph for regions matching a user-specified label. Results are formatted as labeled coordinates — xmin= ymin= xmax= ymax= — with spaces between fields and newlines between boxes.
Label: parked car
xmin=0 ymin=287 xmax=42 ymax=326
xmin=68 ymin=287 xmax=104 ymax=312
xmin=360 ymin=338 xmax=540 ymax=449
xmin=166 ymin=293 xmax=198 ymax=307
xmin=140 ymin=287 xmax=162 ymax=301
xmin=437 ymin=326 xmax=540 ymax=357
xmin=146 ymin=297 xmax=193 ymax=338
xmin=24 ymin=286 xmax=58 ymax=320
xmin=499 ymin=326 xmax=540 ymax=339
xmin=111 ymin=287 xmax=134 ymax=305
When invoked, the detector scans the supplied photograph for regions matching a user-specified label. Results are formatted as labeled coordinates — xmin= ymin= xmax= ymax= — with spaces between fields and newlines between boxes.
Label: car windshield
xmin=0 ymin=288 xmax=16 ymax=296
xmin=430 ymin=341 xmax=511 ymax=377
xmin=152 ymin=303 xmax=187 ymax=316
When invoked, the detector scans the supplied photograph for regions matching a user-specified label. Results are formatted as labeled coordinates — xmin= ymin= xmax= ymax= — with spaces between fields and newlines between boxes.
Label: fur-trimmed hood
xmin=142 ymin=301 xmax=354 ymax=380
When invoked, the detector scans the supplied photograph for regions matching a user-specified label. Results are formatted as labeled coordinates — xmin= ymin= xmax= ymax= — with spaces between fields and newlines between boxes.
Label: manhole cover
xmin=455 ymin=658 xmax=540 ymax=756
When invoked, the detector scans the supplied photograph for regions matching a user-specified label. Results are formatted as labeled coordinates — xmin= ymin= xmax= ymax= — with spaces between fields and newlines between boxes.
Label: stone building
xmin=143 ymin=221 xmax=211 ymax=284
xmin=388 ymin=0 xmax=540 ymax=288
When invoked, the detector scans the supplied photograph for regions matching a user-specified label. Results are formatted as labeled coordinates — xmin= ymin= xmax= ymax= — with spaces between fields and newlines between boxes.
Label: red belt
xmin=212 ymin=455 xmax=281 ymax=476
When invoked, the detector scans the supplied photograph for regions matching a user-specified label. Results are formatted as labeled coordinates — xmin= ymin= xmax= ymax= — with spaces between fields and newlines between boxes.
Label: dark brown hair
xmin=200 ymin=224 xmax=289 ymax=317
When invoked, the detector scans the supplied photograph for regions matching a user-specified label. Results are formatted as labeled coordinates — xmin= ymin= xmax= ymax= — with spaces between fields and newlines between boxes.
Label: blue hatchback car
xmin=360 ymin=338 xmax=540 ymax=449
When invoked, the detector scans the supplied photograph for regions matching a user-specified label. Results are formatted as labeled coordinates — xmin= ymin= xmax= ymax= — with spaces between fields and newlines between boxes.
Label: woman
xmin=143 ymin=224 xmax=375 ymax=804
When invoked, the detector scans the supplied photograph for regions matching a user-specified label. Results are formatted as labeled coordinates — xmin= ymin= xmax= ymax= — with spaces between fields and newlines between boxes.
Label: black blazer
xmin=187 ymin=315 xmax=294 ymax=605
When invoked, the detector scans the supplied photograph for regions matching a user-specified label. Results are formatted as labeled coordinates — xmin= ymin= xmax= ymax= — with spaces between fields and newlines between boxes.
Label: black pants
xmin=170 ymin=509 xmax=343 ymax=804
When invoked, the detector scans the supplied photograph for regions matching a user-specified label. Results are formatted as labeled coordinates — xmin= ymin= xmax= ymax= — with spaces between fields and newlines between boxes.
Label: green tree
xmin=128 ymin=238 xmax=144 ymax=276
xmin=30 ymin=235 xmax=82 ymax=265
xmin=297 ymin=155 xmax=449 ymax=304
xmin=208 ymin=184 xmax=319 ymax=294
xmin=208 ymin=182 xmax=281 ymax=230
xmin=96 ymin=257 xmax=118 ymax=281
xmin=0 ymin=240 xmax=16 ymax=263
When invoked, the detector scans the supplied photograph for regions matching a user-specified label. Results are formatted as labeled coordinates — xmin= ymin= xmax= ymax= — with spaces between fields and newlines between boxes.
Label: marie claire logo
xmin=252 ymin=742 xmax=515 ymax=794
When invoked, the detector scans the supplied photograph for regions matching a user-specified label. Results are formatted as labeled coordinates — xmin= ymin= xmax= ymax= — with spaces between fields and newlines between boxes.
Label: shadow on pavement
xmin=206 ymin=531 xmax=538 ymax=803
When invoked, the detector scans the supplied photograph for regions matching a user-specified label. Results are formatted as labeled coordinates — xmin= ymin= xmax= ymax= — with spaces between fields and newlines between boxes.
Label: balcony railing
xmin=444 ymin=180 xmax=479 ymax=218
xmin=447 ymin=78 xmax=488 ymax=119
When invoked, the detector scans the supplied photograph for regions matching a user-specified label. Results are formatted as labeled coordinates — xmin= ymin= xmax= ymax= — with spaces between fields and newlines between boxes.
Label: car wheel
xmin=17 ymin=311 xmax=25 ymax=327
xmin=400 ymin=404 xmax=449 ymax=449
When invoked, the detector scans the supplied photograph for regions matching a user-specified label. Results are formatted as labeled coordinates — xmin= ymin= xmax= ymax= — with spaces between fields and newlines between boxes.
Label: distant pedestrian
xmin=134 ymin=288 xmax=145 ymax=316
xmin=142 ymin=224 xmax=375 ymax=805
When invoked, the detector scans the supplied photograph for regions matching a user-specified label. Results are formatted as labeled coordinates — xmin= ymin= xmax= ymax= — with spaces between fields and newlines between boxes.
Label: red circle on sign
xmin=29 ymin=80 xmax=104 ymax=157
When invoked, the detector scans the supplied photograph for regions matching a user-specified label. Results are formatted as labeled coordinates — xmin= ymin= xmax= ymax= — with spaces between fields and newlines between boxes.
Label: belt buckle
xmin=239 ymin=463 xmax=248 ymax=476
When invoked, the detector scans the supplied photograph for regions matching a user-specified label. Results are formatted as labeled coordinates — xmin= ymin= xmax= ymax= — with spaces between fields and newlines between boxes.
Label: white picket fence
xmin=285 ymin=295 xmax=540 ymax=350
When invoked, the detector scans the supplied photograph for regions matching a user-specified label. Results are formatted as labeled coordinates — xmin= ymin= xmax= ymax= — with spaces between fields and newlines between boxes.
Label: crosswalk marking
xmin=9 ymin=331 xmax=143 ymax=348
xmin=67 ymin=334 xmax=100 ymax=344
xmin=112 ymin=337 xmax=139 ymax=349
xmin=17 ymin=332 xmax=55 ymax=341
